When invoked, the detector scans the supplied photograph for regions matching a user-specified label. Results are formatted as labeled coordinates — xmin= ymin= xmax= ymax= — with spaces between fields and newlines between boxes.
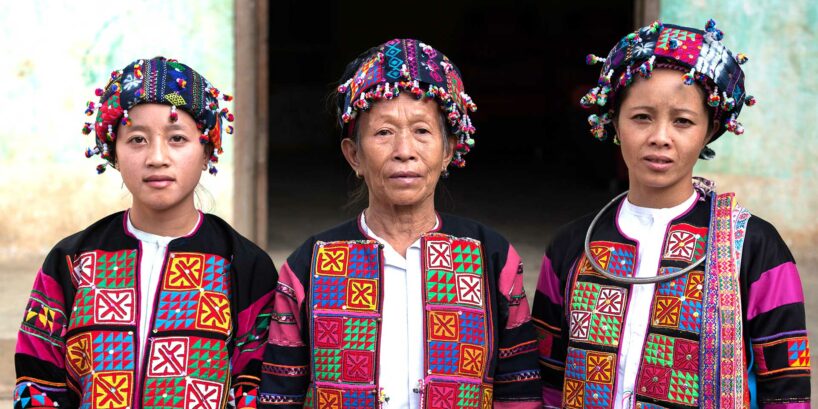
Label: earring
xmin=612 ymin=133 xmax=621 ymax=145
xmin=355 ymin=170 xmax=362 ymax=179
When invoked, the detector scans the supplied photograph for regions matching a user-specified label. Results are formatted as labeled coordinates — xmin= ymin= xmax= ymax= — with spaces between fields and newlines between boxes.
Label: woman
xmin=260 ymin=39 xmax=541 ymax=409
xmin=532 ymin=21 xmax=811 ymax=409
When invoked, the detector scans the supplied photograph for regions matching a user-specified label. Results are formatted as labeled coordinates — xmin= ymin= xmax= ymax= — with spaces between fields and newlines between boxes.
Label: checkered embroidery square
xmin=569 ymin=282 xmax=625 ymax=347
xmin=579 ymin=241 xmax=636 ymax=279
xmin=563 ymin=347 xmax=615 ymax=409
xmin=663 ymin=224 xmax=708 ymax=262
xmin=652 ymin=271 xmax=704 ymax=334
xmin=636 ymin=334 xmax=700 ymax=406
xmin=424 ymin=235 xmax=485 ymax=308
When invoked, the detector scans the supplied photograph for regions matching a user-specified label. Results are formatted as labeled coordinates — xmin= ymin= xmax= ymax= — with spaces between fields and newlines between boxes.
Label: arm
xmin=493 ymin=245 xmax=542 ymax=409
xmin=15 ymin=257 xmax=77 ymax=408
xmin=258 ymin=261 xmax=310 ymax=409
xmin=230 ymin=250 xmax=278 ymax=408
xmin=531 ymin=251 xmax=570 ymax=409
xmin=743 ymin=219 xmax=811 ymax=408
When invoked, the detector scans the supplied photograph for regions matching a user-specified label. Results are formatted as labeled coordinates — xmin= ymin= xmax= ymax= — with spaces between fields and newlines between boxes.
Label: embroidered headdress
xmin=582 ymin=20 xmax=755 ymax=159
xmin=336 ymin=39 xmax=477 ymax=168
xmin=82 ymin=56 xmax=234 ymax=174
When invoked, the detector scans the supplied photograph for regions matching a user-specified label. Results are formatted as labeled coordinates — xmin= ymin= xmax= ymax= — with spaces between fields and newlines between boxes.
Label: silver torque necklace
xmin=583 ymin=191 xmax=706 ymax=285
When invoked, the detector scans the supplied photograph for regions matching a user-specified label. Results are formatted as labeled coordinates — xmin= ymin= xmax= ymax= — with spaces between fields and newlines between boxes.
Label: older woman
xmin=533 ymin=21 xmax=811 ymax=409
xmin=259 ymin=39 xmax=541 ymax=409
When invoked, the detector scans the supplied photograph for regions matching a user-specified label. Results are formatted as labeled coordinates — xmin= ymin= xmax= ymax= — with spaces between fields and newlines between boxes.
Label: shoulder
xmin=41 ymin=211 xmax=129 ymax=274
xmin=285 ymin=218 xmax=362 ymax=272
xmin=201 ymin=213 xmax=275 ymax=267
xmin=439 ymin=213 xmax=509 ymax=247
xmin=741 ymin=211 xmax=795 ymax=266
xmin=549 ymin=212 xmax=594 ymax=257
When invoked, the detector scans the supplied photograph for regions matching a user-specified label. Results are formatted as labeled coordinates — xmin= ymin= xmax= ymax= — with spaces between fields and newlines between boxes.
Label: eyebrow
xmin=627 ymin=105 xmax=700 ymax=115
xmin=123 ymin=123 xmax=190 ymax=133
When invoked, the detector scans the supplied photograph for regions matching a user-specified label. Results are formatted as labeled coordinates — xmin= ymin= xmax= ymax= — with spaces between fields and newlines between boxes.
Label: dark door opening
xmin=266 ymin=0 xmax=634 ymax=260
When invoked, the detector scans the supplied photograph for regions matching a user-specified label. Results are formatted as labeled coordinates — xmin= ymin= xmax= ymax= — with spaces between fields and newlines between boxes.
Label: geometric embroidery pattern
xmin=22 ymin=288 xmax=67 ymax=342
xmin=787 ymin=338 xmax=810 ymax=368
xmin=148 ymin=337 xmax=189 ymax=377
xmin=195 ymin=291 xmax=231 ymax=334
xmin=309 ymin=241 xmax=382 ymax=389
xmin=663 ymin=224 xmax=707 ymax=262
xmin=580 ymin=241 xmax=636 ymax=278
xmin=91 ymin=332 xmax=135 ymax=372
xmin=564 ymin=347 xmax=615 ymax=409
xmin=569 ymin=283 xmax=626 ymax=347
xmin=144 ymin=377 xmax=186 ymax=408
xmin=92 ymin=250 xmax=137 ymax=289
xmin=459 ymin=311 xmax=485 ymax=344
xmin=184 ymin=378 xmax=224 ymax=409
xmin=93 ymin=289 xmax=136 ymax=325
xmin=426 ymin=381 xmax=457 ymax=409
xmin=427 ymin=240 xmax=453 ymax=271
xmin=342 ymin=389 xmax=375 ymax=409
xmin=455 ymin=273 xmax=482 ymax=307
xmin=429 ymin=341 xmax=459 ymax=374
xmin=452 ymin=240 xmax=483 ymax=275
xmin=67 ymin=333 xmax=94 ymax=377
xmin=188 ymin=338 xmax=229 ymax=382
xmin=426 ymin=270 xmax=456 ymax=304
xmin=163 ymin=253 xmax=205 ymax=290
xmin=429 ymin=311 xmax=459 ymax=342
xmin=457 ymin=344 xmax=485 ymax=376
xmin=155 ymin=290 xmax=199 ymax=331
xmin=655 ymin=27 xmax=703 ymax=66
xmin=653 ymin=271 xmax=704 ymax=334
xmin=637 ymin=334 xmax=700 ymax=406
xmin=457 ymin=383 xmax=481 ymax=409
xmin=92 ymin=371 xmax=133 ymax=409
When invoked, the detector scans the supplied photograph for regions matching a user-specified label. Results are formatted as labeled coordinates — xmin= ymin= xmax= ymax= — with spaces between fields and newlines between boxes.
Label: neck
xmin=364 ymin=200 xmax=437 ymax=257
xmin=129 ymin=201 xmax=200 ymax=237
xmin=627 ymin=179 xmax=694 ymax=209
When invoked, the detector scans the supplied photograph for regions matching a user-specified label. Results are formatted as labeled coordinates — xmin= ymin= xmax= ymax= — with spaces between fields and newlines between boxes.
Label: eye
xmin=170 ymin=134 xmax=188 ymax=143
xmin=128 ymin=135 xmax=147 ymax=144
xmin=415 ymin=127 xmax=431 ymax=135
xmin=375 ymin=129 xmax=392 ymax=137
xmin=631 ymin=113 xmax=651 ymax=122
xmin=674 ymin=117 xmax=694 ymax=126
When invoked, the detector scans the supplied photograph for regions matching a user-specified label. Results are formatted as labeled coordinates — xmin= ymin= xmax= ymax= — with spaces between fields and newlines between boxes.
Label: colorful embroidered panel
xmin=422 ymin=234 xmax=490 ymax=385
xmin=651 ymin=270 xmax=704 ymax=334
xmin=154 ymin=253 xmax=232 ymax=336
xmin=423 ymin=381 xmax=493 ymax=409
xmin=577 ymin=241 xmax=637 ymax=279
xmin=569 ymin=282 xmax=626 ymax=348
xmin=69 ymin=250 xmax=138 ymax=329
xmin=662 ymin=224 xmax=707 ymax=263
xmin=653 ymin=27 xmax=704 ymax=67
xmin=563 ymin=347 xmax=616 ymax=409
xmin=635 ymin=334 xmax=699 ymax=407
xmin=308 ymin=241 xmax=382 ymax=409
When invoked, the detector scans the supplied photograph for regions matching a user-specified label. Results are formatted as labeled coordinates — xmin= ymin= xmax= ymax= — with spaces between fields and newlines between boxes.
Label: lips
xmin=143 ymin=175 xmax=175 ymax=188
xmin=389 ymin=171 xmax=422 ymax=184
xmin=642 ymin=154 xmax=674 ymax=172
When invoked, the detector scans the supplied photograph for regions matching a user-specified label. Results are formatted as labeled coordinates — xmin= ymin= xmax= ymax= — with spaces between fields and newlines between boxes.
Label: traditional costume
xmin=259 ymin=39 xmax=541 ymax=409
xmin=14 ymin=57 xmax=274 ymax=409
xmin=533 ymin=21 xmax=810 ymax=409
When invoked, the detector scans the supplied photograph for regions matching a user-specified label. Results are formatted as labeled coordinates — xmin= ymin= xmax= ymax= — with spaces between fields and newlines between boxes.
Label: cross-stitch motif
xmin=636 ymin=334 xmax=699 ymax=406
xmin=654 ymin=27 xmax=703 ymax=66
xmin=148 ymin=337 xmax=189 ymax=377
xmin=92 ymin=371 xmax=133 ymax=409
xmin=663 ymin=224 xmax=707 ymax=262
xmin=787 ymin=338 xmax=810 ymax=368
xmin=184 ymin=378 xmax=223 ymax=409
xmin=563 ymin=348 xmax=616 ymax=409
xmin=164 ymin=253 xmax=205 ymax=290
xmin=93 ymin=289 xmax=135 ymax=324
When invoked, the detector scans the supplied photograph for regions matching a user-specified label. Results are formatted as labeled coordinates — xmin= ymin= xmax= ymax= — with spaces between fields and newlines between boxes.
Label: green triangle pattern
xmin=668 ymin=369 xmax=699 ymax=404
xmin=426 ymin=270 xmax=456 ymax=303
xmin=314 ymin=348 xmax=342 ymax=381
xmin=457 ymin=384 xmax=481 ymax=408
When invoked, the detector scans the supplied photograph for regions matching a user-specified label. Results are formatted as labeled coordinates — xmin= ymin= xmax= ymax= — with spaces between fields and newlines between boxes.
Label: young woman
xmin=533 ymin=21 xmax=811 ymax=409
xmin=14 ymin=57 xmax=277 ymax=409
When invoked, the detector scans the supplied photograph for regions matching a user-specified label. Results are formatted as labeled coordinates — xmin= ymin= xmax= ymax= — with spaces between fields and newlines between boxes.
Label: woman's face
xmin=115 ymin=103 xmax=208 ymax=215
xmin=342 ymin=93 xmax=454 ymax=211
xmin=615 ymin=68 xmax=715 ymax=206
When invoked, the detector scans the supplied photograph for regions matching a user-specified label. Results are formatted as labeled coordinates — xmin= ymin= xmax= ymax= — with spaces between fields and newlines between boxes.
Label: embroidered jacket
xmin=259 ymin=213 xmax=542 ymax=409
xmin=533 ymin=193 xmax=811 ymax=409
xmin=14 ymin=211 xmax=278 ymax=409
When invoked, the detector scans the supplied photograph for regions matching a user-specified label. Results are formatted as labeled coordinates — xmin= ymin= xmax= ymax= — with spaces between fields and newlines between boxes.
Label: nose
xmin=146 ymin=137 xmax=170 ymax=167
xmin=648 ymin=121 xmax=672 ymax=148
xmin=392 ymin=130 xmax=417 ymax=161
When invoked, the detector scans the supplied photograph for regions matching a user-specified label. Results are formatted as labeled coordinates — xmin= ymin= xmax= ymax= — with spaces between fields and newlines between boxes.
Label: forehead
xmin=361 ymin=94 xmax=441 ymax=122
xmin=622 ymin=69 xmax=706 ymax=107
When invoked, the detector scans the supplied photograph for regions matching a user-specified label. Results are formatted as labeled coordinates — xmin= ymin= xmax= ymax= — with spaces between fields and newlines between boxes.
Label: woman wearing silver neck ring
xmin=532 ymin=21 xmax=811 ymax=409
xmin=260 ymin=39 xmax=542 ymax=409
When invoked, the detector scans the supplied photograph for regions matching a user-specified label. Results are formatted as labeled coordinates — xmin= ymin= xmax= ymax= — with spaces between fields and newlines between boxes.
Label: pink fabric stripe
xmin=536 ymin=255 xmax=563 ymax=305
xmin=16 ymin=270 xmax=66 ymax=368
xmin=762 ymin=403 xmax=811 ymax=409
xmin=499 ymin=245 xmax=531 ymax=328
xmin=232 ymin=291 xmax=275 ymax=372
xmin=542 ymin=386 xmax=562 ymax=407
xmin=268 ymin=262 xmax=305 ymax=346
xmin=494 ymin=401 xmax=541 ymax=409
xmin=747 ymin=262 xmax=804 ymax=320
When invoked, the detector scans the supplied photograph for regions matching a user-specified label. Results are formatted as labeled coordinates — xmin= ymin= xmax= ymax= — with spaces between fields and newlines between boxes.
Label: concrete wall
xmin=661 ymin=0 xmax=818 ymax=247
xmin=0 ymin=0 xmax=235 ymax=258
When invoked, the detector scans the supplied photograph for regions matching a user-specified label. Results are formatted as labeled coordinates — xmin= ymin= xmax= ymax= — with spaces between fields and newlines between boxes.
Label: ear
xmin=443 ymin=135 xmax=457 ymax=168
xmin=340 ymin=138 xmax=361 ymax=175
xmin=706 ymin=120 xmax=720 ymax=145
